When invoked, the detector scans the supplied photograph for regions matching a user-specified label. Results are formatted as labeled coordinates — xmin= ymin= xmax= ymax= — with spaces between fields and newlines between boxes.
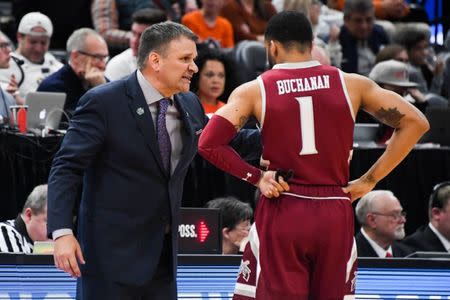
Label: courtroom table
xmin=0 ymin=130 xmax=63 ymax=220
xmin=350 ymin=145 xmax=450 ymax=234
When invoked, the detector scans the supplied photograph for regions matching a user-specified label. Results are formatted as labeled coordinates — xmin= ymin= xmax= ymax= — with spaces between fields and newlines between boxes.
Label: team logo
xmin=242 ymin=173 xmax=252 ymax=181
xmin=238 ymin=260 xmax=251 ymax=282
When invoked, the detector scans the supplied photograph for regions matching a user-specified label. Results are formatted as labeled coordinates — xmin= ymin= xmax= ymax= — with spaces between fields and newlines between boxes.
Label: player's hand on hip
xmin=54 ymin=234 xmax=85 ymax=278
xmin=258 ymin=170 xmax=290 ymax=198
xmin=342 ymin=177 xmax=376 ymax=202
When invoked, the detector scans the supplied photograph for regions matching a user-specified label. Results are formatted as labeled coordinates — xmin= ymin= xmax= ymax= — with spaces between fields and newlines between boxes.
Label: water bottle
xmin=17 ymin=106 xmax=27 ymax=133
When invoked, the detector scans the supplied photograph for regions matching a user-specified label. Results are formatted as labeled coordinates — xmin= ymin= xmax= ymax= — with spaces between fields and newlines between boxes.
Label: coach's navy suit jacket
xmin=48 ymin=72 xmax=215 ymax=287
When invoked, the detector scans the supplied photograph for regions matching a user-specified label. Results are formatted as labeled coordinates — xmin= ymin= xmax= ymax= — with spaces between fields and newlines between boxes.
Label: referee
xmin=0 ymin=184 xmax=49 ymax=253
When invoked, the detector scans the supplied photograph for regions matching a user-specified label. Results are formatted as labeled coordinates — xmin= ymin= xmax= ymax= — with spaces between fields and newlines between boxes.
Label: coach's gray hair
xmin=22 ymin=184 xmax=48 ymax=215
xmin=66 ymin=28 xmax=104 ymax=53
xmin=137 ymin=21 xmax=197 ymax=69
xmin=355 ymin=190 xmax=395 ymax=225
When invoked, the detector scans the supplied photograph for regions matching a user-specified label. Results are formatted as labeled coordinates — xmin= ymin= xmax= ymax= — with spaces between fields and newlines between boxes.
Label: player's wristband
xmin=198 ymin=115 xmax=262 ymax=186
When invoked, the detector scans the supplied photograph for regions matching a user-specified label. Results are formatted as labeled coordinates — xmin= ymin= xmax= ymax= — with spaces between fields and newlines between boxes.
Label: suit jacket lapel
xmin=173 ymin=94 xmax=195 ymax=177
xmin=125 ymin=72 xmax=167 ymax=176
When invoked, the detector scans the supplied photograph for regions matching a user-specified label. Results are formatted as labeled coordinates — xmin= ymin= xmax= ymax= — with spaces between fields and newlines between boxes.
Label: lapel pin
xmin=136 ymin=107 xmax=144 ymax=115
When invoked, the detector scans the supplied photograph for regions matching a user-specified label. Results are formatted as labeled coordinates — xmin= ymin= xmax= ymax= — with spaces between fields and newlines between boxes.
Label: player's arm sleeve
xmin=198 ymin=114 xmax=262 ymax=186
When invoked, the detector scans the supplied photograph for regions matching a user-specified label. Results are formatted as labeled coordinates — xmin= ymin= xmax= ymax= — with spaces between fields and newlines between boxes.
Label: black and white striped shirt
xmin=0 ymin=215 xmax=33 ymax=253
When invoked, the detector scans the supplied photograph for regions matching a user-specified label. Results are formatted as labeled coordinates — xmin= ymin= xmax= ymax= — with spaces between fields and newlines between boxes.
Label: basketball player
xmin=198 ymin=11 xmax=429 ymax=299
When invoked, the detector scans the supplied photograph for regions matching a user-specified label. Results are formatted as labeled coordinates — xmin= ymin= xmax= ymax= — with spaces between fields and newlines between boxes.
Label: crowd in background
xmin=0 ymin=0 xmax=449 ymax=257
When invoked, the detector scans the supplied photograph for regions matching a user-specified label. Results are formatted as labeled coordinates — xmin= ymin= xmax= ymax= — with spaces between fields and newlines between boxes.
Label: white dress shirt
xmin=429 ymin=223 xmax=450 ymax=252
xmin=361 ymin=227 xmax=393 ymax=258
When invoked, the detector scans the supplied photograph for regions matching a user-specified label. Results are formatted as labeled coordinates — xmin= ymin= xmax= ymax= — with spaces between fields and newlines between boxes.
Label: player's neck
xmin=277 ymin=53 xmax=313 ymax=65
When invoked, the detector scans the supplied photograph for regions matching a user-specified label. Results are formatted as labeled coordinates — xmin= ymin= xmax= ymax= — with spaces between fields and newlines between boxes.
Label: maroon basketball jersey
xmin=258 ymin=61 xmax=354 ymax=186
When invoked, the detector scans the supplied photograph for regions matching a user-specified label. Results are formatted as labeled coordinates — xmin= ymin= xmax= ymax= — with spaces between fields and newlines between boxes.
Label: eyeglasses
xmin=372 ymin=211 xmax=407 ymax=221
xmin=0 ymin=42 xmax=11 ymax=50
xmin=78 ymin=50 xmax=109 ymax=63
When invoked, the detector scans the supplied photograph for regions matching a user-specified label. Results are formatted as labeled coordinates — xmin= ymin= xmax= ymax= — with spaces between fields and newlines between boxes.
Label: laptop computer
xmin=25 ymin=92 xmax=66 ymax=131
xmin=419 ymin=107 xmax=450 ymax=146
xmin=353 ymin=123 xmax=379 ymax=147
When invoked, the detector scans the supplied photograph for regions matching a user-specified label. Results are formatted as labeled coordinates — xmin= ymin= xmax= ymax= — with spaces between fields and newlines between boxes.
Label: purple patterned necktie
xmin=157 ymin=98 xmax=171 ymax=173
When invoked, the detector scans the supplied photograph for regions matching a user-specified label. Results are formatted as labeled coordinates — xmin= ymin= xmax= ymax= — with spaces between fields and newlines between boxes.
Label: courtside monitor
xmin=178 ymin=207 xmax=221 ymax=254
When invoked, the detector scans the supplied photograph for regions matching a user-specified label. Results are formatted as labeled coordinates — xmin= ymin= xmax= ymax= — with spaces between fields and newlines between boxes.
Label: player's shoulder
xmin=234 ymin=79 xmax=260 ymax=96
xmin=341 ymin=71 xmax=375 ymax=90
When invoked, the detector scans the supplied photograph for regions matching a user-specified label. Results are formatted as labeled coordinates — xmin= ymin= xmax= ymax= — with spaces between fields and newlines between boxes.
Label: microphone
xmin=10 ymin=54 xmax=24 ymax=66
xmin=10 ymin=54 xmax=25 ymax=87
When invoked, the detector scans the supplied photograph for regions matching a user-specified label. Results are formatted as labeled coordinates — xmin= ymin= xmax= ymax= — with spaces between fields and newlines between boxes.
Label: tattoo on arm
xmin=374 ymin=107 xmax=405 ymax=128
xmin=234 ymin=116 xmax=248 ymax=131
xmin=362 ymin=174 xmax=376 ymax=184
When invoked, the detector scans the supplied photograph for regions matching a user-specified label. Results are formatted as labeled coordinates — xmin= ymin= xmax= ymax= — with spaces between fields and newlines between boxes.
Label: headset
xmin=429 ymin=181 xmax=450 ymax=209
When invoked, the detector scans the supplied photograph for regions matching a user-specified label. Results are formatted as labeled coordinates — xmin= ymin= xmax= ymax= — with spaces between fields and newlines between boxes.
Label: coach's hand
xmin=54 ymin=234 xmax=85 ymax=278
xmin=258 ymin=170 xmax=290 ymax=198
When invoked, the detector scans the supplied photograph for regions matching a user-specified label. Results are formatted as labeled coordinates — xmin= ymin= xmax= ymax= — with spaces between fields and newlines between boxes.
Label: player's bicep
xmin=360 ymin=79 xmax=420 ymax=129
xmin=214 ymin=81 xmax=259 ymax=131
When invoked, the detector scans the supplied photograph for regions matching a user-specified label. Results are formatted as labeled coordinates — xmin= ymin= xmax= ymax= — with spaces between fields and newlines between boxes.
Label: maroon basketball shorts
xmin=233 ymin=185 xmax=357 ymax=300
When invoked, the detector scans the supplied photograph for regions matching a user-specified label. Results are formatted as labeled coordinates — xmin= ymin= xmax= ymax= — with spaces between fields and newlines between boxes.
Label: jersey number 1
xmin=295 ymin=96 xmax=318 ymax=155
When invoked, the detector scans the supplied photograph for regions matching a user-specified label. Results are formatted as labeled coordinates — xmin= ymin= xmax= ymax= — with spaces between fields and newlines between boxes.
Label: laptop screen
xmin=25 ymin=92 xmax=66 ymax=130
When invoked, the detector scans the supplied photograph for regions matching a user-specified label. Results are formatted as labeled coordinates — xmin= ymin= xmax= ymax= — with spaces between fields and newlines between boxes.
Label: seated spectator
xmin=182 ymin=0 xmax=234 ymax=48
xmin=190 ymin=48 xmax=236 ymax=116
xmin=335 ymin=0 xmax=389 ymax=75
xmin=355 ymin=190 xmax=412 ymax=257
xmin=12 ymin=0 xmax=93 ymax=50
xmin=149 ymin=0 xmax=190 ymax=22
xmin=375 ymin=44 xmax=408 ymax=64
xmin=310 ymin=0 xmax=340 ymax=43
xmin=38 ymin=28 xmax=109 ymax=120
xmin=442 ymin=30 xmax=450 ymax=100
xmin=220 ymin=0 xmax=276 ymax=43
xmin=105 ymin=8 xmax=166 ymax=81
xmin=0 ymin=12 xmax=63 ymax=101
xmin=91 ymin=0 xmax=154 ymax=55
xmin=0 ymin=31 xmax=15 ymax=122
xmin=0 ymin=185 xmax=49 ymax=253
xmin=394 ymin=26 xmax=447 ymax=107
xmin=403 ymin=182 xmax=450 ymax=253
xmin=328 ymin=0 xmax=427 ymax=23
xmin=368 ymin=59 xmax=427 ymax=143
xmin=205 ymin=196 xmax=253 ymax=254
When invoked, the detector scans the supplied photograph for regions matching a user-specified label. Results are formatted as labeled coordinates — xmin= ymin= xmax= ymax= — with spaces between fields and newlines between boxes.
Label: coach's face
xmin=157 ymin=36 xmax=198 ymax=95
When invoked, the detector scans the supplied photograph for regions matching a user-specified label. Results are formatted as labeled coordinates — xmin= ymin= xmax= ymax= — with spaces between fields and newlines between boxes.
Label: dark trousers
xmin=76 ymin=235 xmax=175 ymax=300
